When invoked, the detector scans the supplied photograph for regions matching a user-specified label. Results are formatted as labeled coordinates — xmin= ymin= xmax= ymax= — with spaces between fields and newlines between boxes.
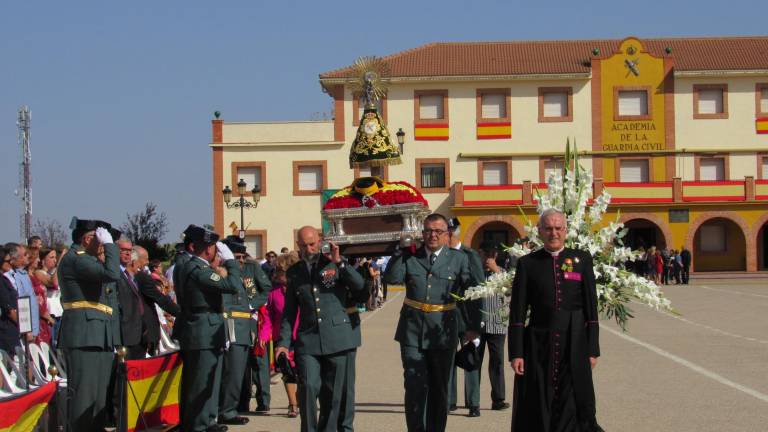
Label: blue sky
xmin=1 ymin=0 xmax=764 ymax=243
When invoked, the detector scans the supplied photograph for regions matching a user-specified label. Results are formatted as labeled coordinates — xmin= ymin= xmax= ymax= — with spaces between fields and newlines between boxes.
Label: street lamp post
xmin=223 ymin=179 xmax=261 ymax=239
xmin=396 ymin=128 xmax=405 ymax=155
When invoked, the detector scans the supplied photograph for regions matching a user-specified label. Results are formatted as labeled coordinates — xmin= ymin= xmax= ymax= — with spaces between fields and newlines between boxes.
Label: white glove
xmin=472 ymin=338 xmax=481 ymax=348
xmin=216 ymin=241 xmax=235 ymax=261
xmin=95 ymin=227 xmax=114 ymax=244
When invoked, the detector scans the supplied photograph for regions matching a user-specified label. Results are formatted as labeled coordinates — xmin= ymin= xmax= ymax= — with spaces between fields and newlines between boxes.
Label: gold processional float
xmin=322 ymin=57 xmax=430 ymax=257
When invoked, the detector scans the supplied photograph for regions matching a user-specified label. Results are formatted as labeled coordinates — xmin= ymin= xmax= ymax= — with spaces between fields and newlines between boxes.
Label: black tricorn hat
xmin=455 ymin=342 xmax=480 ymax=371
xmin=69 ymin=216 xmax=112 ymax=232
xmin=447 ymin=217 xmax=460 ymax=232
xmin=183 ymin=225 xmax=219 ymax=245
xmin=222 ymin=235 xmax=247 ymax=254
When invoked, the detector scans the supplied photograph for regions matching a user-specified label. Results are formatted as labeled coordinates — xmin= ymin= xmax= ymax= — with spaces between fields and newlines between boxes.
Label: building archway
xmin=463 ymin=215 xmax=525 ymax=251
xmin=619 ymin=216 xmax=670 ymax=251
xmin=686 ymin=212 xmax=752 ymax=272
xmin=752 ymin=213 xmax=768 ymax=271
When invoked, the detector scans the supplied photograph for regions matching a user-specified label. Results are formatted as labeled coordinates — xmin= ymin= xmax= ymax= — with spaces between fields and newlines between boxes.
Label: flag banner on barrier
xmin=0 ymin=381 xmax=57 ymax=432
xmin=124 ymin=351 xmax=182 ymax=432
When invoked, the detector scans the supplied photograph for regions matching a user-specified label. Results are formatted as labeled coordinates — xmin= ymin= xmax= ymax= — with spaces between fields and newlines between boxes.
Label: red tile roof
xmin=319 ymin=37 xmax=768 ymax=79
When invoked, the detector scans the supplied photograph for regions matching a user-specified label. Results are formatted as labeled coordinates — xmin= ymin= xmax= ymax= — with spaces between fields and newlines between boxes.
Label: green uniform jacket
xmin=279 ymin=257 xmax=366 ymax=356
xmin=176 ymin=257 xmax=240 ymax=350
xmin=223 ymin=261 xmax=271 ymax=346
xmin=241 ymin=261 xmax=272 ymax=336
xmin=58 ymin=243 xmax=122 ymax=349
xmin=384 ymin=247 xmax=480 ymax=350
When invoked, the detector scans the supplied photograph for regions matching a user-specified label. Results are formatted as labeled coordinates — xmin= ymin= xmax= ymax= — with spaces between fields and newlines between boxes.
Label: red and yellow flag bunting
xmin=124 ymin=351 xmax=183 ymax=432
xmin=414 ymin=124 xmax=449 ymax=140
xmin=757 ymin=117 xmax=768 ymax=134
xmin=0 ymin=381 xmax=57 ymax=432
xmin=477 ymin=121 xmax=511 ymax=139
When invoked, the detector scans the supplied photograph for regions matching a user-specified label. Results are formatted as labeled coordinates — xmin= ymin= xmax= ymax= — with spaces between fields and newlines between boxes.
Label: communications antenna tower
xmin=17 ymin=106 xmax=32 ymax=241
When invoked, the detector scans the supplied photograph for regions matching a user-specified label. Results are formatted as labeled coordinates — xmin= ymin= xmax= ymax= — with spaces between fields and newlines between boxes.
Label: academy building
xmin=210 ymin=36 xmax=768 ymax=272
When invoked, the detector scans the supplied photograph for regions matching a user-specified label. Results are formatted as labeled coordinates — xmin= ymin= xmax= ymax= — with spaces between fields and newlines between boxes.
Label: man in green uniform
xmin=445 ymin=218 xmax=484 ymax=417
xmin=58 ymin=218 xmax=122 ymax=431
xmin=176 ymin=226 xmax=240 ymax=432
xmin=218 ymin=236 xmax=271 ymax=424
xmin=233 ymin=240 xmax=272 ymax=414
xmin=383 ymin=213 xmax=481 ymax=432
xmin=275 ymin=226 xmax=366 ymax=432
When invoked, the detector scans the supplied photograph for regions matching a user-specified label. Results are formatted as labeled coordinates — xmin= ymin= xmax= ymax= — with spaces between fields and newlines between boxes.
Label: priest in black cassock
xmin=509 ymin=208 xmax=603 ymax=432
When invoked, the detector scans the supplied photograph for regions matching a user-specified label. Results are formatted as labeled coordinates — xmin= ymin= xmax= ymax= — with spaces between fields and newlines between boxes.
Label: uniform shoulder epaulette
xmin=76 ymin=251 xmax=86 ymax=255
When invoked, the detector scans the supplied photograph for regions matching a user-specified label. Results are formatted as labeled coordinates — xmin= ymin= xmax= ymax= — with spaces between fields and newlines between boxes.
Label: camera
xmin=320 ymin=241 xmax=331 ymax=255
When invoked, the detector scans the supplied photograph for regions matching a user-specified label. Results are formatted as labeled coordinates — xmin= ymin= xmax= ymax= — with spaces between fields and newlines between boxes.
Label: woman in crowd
xmin=258 ymin=251 xmax=300 ymax=418
xmin=27 ymin=249 xmax=54 ymax=346
xmin=654 ymin=248 xmax=664 ymax=285
xmin=35 ymin=248 xmax=62 ymax=346
xmin=646 ymin=246 xmax=657 ymax=283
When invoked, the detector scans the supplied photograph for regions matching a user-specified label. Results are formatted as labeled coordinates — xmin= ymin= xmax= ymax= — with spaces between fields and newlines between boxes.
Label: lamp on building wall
xmin=396 ymin=128 xmax=405 ymax=155
xmin=223 ymin=179 xmax=261 ymax=239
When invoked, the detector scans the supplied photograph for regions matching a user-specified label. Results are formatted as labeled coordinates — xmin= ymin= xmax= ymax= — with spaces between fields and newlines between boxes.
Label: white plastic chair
xmin=0 ymin=348 xmax=27 ymax=394
xmin=39 ymin=342 xmax=67 ymax=380
xmin=158 ymin=325 xmax=179 ymax=353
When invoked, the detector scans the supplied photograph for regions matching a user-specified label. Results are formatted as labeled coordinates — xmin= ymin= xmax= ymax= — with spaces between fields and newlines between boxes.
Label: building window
xmin=698 ymin=157 xmax=725 ymax=181
xmin=619 ymin=159 xmax=650 ymax=182
xmin=760 ymin=155 xmax=768 ymax=179
xmin=243 ymin=230 xmax=267 ymax=260
xmin=231 ymin=162 xmax=267 ymax=196
xmin=699 ymin=223 xmax=726 ymax=253
xmin=615 ymin=88 xmax=650 ymax=120
xmin=693 ymin=84 xmax=728 ymax=119
xmin=352 ymin=92 xmax=386 ymax=126
xmin=541 ymin=159 xmax=565 ymax=182
xmin=476 ymin=90 xmax=510 ymax=121
xmin=478 ymin=160 xmax=511 ymax=185
xmin=293 ymin=161 xmax=327 ymax=195
xmin=414 ymin=90 xmax=448 ymax=122
xmin=415 ymin=158 xmax=450 ymax=193
xmin=538 ymin=87 xmax=573 ymax=122
xmin=354 ymin=164 xmax=388 ymax=180
xmin=757 ymin=83 xmax=768 ymax=116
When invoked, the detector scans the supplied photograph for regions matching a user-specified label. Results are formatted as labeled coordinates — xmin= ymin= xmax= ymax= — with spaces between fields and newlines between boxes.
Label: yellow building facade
xmin=211 ymin=36 xmax=768 ymax=272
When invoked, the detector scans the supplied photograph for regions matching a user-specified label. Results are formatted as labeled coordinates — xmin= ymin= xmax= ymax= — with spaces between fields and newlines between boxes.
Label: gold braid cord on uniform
xmin=348 ymin=56 xmax=402 ymax=168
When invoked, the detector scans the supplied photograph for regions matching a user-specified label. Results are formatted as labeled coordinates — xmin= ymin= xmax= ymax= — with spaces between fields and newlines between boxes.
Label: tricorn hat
xmin=183 ymin=225 xmax=219 ymax=245
xmin=454 ymin=342 xmax=480 ymax=371
xmin=447 ymin=217 xmax=461 ymax=232
xmin=222 ymin=235 xmax=247 ymax=254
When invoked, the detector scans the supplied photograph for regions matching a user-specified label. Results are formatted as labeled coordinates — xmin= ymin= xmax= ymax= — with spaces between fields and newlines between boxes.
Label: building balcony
xmin=452 ymin=177 xmax=768 ymax=207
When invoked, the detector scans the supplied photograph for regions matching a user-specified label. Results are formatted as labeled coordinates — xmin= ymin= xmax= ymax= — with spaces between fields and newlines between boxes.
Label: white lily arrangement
xmin=463 ymin=141 xmax=673 ymax=330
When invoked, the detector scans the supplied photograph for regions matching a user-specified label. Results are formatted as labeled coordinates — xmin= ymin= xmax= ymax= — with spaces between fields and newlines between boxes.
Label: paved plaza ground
xmin=229 ymin=277 xmax=768 ymax=432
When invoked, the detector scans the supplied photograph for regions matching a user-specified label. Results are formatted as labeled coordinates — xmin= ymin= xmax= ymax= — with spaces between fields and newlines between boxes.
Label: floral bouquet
xmin=464 ymin=141 xmax=673 ymax=330
xmin=323 ymin=177 xmax=428 ymax=210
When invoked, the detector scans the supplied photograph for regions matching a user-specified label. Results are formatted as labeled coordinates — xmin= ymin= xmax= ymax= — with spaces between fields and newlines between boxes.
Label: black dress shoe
xmin=254 ymin=405 xmax=270 ymax=413
xmin=206 ymin=425 xmax=228 ymax=432
xmin=449 ymin=404 xmax=458 ymax=412
xmin=492 ymin=401 xmax=511 ymax=410
xmin=468 ymin=407 xmax=481 ymax=417
xmin=218 ymin=415 xmax=250 ymax=425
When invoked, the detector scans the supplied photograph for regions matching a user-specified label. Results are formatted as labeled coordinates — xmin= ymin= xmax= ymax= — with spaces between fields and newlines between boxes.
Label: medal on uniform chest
xmin=320 ymin=268 xmax=337 ymax=289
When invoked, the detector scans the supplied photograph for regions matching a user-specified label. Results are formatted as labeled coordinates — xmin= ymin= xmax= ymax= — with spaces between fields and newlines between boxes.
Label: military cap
xmin=181 ymin=224 xmax=199 ymax=245
xmin=183 ymin=225 xmax=219 ymax=244
xmin=222 ymin=235 xmax=247 ymax=254
xmin=455 ymin=341 xmax=480 ymax=371
xmin=69 ymin=216 xmax=112 ymax=232
xmin=447 ymin=217 xmax=461 ymax=232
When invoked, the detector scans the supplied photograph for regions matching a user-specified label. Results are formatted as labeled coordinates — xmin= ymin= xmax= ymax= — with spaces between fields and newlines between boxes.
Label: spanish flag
xmin=124 ymin=352 xmax=182 ymax=432
xmin=757 ymin=117 xmax=768 ymax=134
xmin=414 ymin=124 xmax=449 ymax=140
xmin=0 ymin=381 xmax=57 ymax=432
xmin=477 ymin=122 xmax=511 ymax=139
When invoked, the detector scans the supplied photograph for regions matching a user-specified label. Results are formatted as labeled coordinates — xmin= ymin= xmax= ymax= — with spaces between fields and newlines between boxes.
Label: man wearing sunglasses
xmin=384 ymin=213 xmax=481 ymax=432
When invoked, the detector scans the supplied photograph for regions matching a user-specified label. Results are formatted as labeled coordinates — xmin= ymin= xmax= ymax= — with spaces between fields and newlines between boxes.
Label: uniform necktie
xmin=429 ymin=253 xmax=437 ymax=266
xmin=125 ymin=270 xmax=144 ymax=314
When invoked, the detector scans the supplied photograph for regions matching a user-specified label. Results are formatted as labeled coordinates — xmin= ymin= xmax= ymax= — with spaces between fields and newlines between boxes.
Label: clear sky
xmin=1 ymin=0 xmax=764 ymax=243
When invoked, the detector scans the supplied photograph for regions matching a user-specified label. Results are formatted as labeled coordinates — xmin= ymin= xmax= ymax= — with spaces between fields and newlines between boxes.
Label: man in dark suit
xmin=0 ymin=246 xmax=20 ymax=359
xmin=680 ymin=245 xmax=691 ymax=284
xmin=275 ymin=226 xmax=367 ymax=432
xmin=116 ymin=238 xmax=146 ymax=360
xmin=130 ymin=245 xmax=180 ymax=356
xmin=384 ymin=213 xmax=481 ymax=432
xmin=509 ymin=209 xmax=602 ymax=431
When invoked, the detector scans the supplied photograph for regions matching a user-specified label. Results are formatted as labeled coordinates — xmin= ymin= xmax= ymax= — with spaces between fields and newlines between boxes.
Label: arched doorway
xmin=693 ymin=218 xmax=747 ymax=272
xmin=623 ymin=218 xmax=667 ymax=251
xmin=469 ymin=221 xmax=522 ymax=251
xmin=758 ymin=222 xmax=768 ymax=270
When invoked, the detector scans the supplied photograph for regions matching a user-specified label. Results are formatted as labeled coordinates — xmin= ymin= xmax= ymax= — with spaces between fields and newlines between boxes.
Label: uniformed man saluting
xmin=275 ymin=226 xmax=367 ymax=432
xmin=58 ymin=217 xmax=122 ymax=431
xmin=383 ymin=213 xmax=481 ymax=432
xmin=175 ymin=226 xmax=241 ymax=432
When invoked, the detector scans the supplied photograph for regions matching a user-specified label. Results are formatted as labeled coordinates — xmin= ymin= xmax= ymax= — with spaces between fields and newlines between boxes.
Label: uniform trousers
xmin=296 ymin=349 xmax=356 ymax=432
xmin=400 ymin=345 xmax=454 ymax=432
xmin=448 ymin=362 xmax=479 ymax=408
xmin=181 ymin=348 xmax=223 ymax=431
xmin=219 ymin=344 xmax=249 ymax=420
xmin=64 ymin=348 xmax=114 ymax=432
xmin=478 ymin=333 xmax=507 ymax=403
